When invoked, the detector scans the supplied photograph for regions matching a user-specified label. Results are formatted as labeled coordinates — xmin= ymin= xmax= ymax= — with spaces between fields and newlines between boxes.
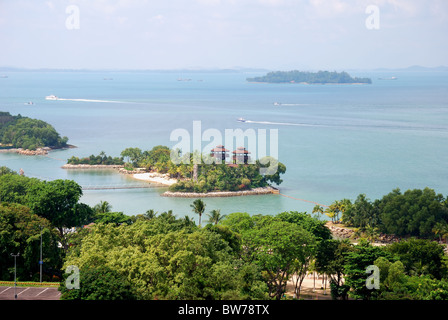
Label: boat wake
xmin=56 ymin=98 xmax=124 ymax=103
xmin=244 ymin=120 xmax=322 ymax=127
xmin=242 ymin=119 xmax=448 ymax=132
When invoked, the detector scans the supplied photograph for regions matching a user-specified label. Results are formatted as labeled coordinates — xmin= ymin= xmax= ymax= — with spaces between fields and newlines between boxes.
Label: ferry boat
xmin=237 ymin=118 xmax=246 ymax=122
xmin=45 ymin=95 xmax=58 ymax=100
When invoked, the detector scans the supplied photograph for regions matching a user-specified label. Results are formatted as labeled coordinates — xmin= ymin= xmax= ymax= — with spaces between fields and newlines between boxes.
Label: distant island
xmin=247 ymin=70 xmax=372 ymax=84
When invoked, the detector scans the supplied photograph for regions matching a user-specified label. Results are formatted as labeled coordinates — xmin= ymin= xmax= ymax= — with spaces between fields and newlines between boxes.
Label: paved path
xmin=0 ymin=286 xmax=61 ymax=300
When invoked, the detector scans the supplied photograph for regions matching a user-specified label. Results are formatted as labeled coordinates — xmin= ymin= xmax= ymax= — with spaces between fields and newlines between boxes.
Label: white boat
xmin=237 ymin=117 xmax=246 ymax=122
xmin=45 ymin=95 xmax=58 ymax=100
xmin=25 ymin=101 xmax=34 ymax=105
xmin=273 ymin=102 xmax=281 ymax=106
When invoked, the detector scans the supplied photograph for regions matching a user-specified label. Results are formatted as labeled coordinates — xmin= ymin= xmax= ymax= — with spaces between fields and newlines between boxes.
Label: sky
xmin=0 ymin=0 xmax=447 ymax=70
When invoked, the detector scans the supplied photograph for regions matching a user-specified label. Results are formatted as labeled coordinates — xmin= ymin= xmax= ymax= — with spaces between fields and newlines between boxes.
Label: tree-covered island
xmin=247 ymin=70 xmax=372 ymax=84
xmin=0 ymin=111 xmax=69 ymax=151
xmin=65 ymin=145 xmax=286 ymax=195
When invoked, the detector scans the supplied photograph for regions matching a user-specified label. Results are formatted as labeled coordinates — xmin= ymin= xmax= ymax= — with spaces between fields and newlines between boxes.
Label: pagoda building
xmin=232 ymin=147 xmax=251 ymax=165
xmin=210 ymin=145 xmax=229 ymax=163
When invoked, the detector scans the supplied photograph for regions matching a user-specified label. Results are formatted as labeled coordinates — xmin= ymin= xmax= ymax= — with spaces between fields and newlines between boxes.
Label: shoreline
xmin=0 ymin=144 xmax=77 ymax=156
xmin=61 ymin=165 xmax=279 ymax=198
xmin=161 ymin=186 xmax=277 ymax=198
xmin=61 ymin=164 xmax=124 ymax=169
xmin=132 ymin=172 xmax=178 ymax=186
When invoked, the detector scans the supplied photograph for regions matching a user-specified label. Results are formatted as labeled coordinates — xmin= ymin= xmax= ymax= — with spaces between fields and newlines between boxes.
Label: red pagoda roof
xmin=232 ymin=147 xmax=250 ymax=154
xmin=211 ymin=145 xmax=229 ymax=152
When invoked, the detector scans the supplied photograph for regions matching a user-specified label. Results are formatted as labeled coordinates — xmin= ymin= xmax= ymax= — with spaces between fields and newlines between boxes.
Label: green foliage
xmin=220 ymin=212 xmax=255 ymax=234
xmin=240 ymin=216 xmax=316 ymax=300
xmin=378 ymin=188 xmax=448 ymax=237
xmin=276 ymin=211 xmax=332 ymax=241
xmin=59 ymin=265 xmax=137 ymax=300
xmin=26 ymin=179 xmax=88 ymax=237
xmin=63 ymin=219 xmax=267 ymax=300
xmin=247 ymin=70 xmax=372 ymax=84
xmin=67 ymin=152 xmax=124 ymax=165
xmin=120 ymin=147 xmax=143 ymax=166
xmin=341 ymin=187 xmax=448 ymax=238
xmin=0 ymin=112 xmax=68 ymax=149
xmin=0 ymin=203 xmax=61 ymax=281
xmin=386 ymin=238 xmax=447 ymax=279
xmin=343 ymin=240 xmax=392 ymax=300
xmin=315 ymin=239 xmax=352 ymax=299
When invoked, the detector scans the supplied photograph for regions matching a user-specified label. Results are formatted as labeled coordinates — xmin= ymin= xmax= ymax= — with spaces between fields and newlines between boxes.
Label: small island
xmin=0 ymin=111 xmax=70 ymax=155
xmin=247 ymin=70 xmax=372 ymax=84
xmin=63 ymin=145 xmax=286 ymax=197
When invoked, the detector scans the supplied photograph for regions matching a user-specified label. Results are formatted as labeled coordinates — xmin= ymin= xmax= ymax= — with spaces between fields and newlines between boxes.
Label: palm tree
xmin=432 ymin=221 xmax=448 ymax=243
xmin=144 ymin=209 xmax=157 ymax=219
xmin=190 ymin=199 xmax=206 ymax=226
xmin=206 ymin=209 xmax=226 ymax=225
xmin=93 ymin=200 xmax=112 ymax=214
xmin=312 ymin=205 xmax=324 ymax=218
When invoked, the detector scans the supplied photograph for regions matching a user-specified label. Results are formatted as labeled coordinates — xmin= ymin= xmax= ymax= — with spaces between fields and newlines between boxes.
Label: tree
xmin=241 ymin=216 xmax=316 ymax=300
xmin=63 ymin=220 xmax=266 ymax=300
xmin=312 ymin=205 xmax=324 ymax=218
xmin=93 ymin=201 xmax=112 ymax=214
xmin=315 ymin=239 xmax=352 ymax=300
xmin=257 ymin=157 xmax=286 ymax=185
xmin=59 ymin=265 xmax=137 ymax=300
xmin=190 ymin=199 xmax=206 ymax=226
xmin=26 ymin=179 xmax=90 ymax=247
xmin=206 ymin=209 xmax=226 ymax=225
xmin=432 ymin=221 xmax=448 ymax=243
xmin=378 ymin=188 xmax=448 ymax=237
xmin=343 ymin=240 xmax=392 ymax=300
xmin=276 ymin=211 xmax=332 ymax=241
xmin=386 ymin=238 xmax=447 ymax=279
xmin=120 ymin=147 xmax=143 ymax=167
xmin=0 ymin=203 xmax=61 ymax=281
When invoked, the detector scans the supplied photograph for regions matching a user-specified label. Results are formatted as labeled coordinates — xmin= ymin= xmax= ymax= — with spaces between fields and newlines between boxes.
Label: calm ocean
xmin=0 ymin=70 xmax=447 ymax=218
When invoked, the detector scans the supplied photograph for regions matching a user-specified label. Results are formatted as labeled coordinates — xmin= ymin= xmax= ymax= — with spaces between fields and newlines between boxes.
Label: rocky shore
xmin=0 ymin=147 xmax=51 ymax=155
xmin=161 ymin=186 xmax=277 ymax=198
xmin=326 ymin=222 xmax=399 ymax=244
xmin=61 ymin=164 xmax=124 ymax=169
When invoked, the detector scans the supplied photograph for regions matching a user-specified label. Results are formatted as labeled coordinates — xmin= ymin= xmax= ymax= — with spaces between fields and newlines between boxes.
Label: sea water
xmin=0 ymin=70 xmax=447 ymax=218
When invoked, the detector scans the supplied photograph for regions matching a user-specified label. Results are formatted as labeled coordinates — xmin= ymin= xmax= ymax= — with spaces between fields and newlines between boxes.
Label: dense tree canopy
xmin=0 ymin=112 xmax=68 ymax=150
xmin=247 ymin=70 xmax=372 ymax=84
xmin=340 ymin=188 xmax=448 ymax=238
xmin=0 ymin=203 xmax=61 ymax=281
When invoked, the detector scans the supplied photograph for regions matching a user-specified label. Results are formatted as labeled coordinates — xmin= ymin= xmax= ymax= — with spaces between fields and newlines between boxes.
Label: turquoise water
xmin=0 ymin=70 xmax=447 ymax=218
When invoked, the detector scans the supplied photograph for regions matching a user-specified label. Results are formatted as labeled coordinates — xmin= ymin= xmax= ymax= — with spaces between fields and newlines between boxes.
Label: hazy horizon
xmin=1 ymin=0 xmax=447 ymax=71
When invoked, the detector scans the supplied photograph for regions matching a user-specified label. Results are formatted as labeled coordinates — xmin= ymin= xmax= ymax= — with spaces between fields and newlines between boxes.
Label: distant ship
xmin=25 ymin=101 xmax=34 ymax=105
xmin=273 ymin=102 xmax=281 ymax=106
xmin=45 ymin=95 xmax=58 ymax=100
xmin=237 ymin=117 xmax=246 ymax=122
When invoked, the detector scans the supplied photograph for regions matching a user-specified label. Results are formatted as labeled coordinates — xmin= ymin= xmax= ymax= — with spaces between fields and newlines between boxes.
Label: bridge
xmin=81 ymin=184 xmax=156 ymax=191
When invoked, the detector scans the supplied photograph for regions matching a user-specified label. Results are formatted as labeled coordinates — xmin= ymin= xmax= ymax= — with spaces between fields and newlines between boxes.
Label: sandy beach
xmin=132 ymin=172 xmax=178 ymax=186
